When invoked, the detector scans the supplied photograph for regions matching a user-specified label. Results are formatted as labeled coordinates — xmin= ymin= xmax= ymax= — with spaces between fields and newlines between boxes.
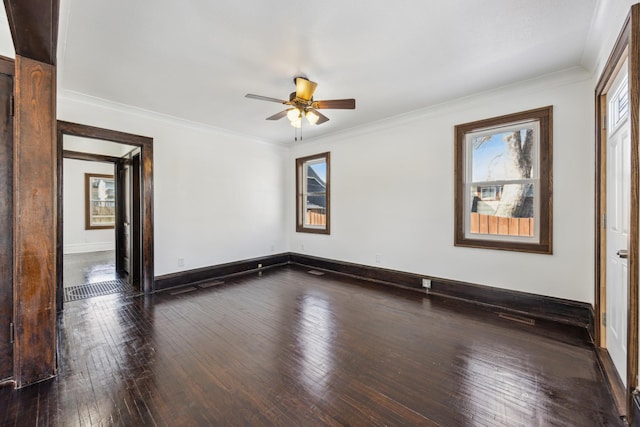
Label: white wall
xmin=54 ymin=4 xmax=637 ymax=303
xmin=583 ymin=0 xmax=640 ymax=80
xmin=63 ymin=158 xmax=116 ymax=254
xmin=288 ymin=68 xmax=594 ymax=303
xmin=0 ymin=2 xmax=13 ymax=59
xmin=58 ymin=92 xmax=288 ymax=276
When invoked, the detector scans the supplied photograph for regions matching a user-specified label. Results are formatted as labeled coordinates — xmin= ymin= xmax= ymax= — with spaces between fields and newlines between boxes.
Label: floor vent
xmin=170 ymin=286 xmax=198 ymax=296
xmin=64 ymin=279 xmax=134 ymax=302
xmin=498 ymin=312 xmax=536 ymax=326
xmin=198 ymin=280 xmax=225 ymax=289
xmin=307 ymin=270 xmax=325 ymax=276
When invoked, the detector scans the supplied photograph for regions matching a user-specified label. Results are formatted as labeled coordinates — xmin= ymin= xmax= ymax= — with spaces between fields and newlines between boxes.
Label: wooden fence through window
xmin=469 ymin=212 xmax=533 ymax=237
xmin=306 ymin=211 xmax=326 ymax=226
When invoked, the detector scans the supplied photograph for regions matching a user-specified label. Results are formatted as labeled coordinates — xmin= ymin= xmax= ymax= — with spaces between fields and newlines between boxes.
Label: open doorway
xmin=61 ymin=137 xmax=138 ymax=302
xmin=56 ymin=121 xmax=154 ymax=312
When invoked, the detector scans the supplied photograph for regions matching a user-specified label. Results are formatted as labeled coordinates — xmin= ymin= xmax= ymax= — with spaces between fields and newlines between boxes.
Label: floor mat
xmin=64 ymin=279 xmax=135 ymax=302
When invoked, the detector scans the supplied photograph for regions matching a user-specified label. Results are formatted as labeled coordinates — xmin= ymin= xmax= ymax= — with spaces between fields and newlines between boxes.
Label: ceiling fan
xmin=245 ymin=77 xmax=356 ymax=128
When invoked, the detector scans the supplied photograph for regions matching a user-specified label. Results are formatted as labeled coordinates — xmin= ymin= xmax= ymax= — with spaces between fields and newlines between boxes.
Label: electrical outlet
xmin=422 ymin=278 xmax=431 ymax=289
xmin=375 ymin=254 xmax=381 ymax=264
xmin=301 ymin=244 xmax=305 ymax=251
xmin=177 ymin=257 xmax=185 ymax=267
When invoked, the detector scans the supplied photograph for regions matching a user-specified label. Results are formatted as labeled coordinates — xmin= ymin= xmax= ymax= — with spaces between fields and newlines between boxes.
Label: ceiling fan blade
xmin=295 ymin=77 xmax=318 ymax=101
xmin=245 ymin=94 xmax=288 ymax=104
xmin=310 ymin=108 xmax=330 ymax=125
xmin=314 ymin=99 xmax=356 ymax=109
xmin=266 ymin=110 xmax=289 ymax=120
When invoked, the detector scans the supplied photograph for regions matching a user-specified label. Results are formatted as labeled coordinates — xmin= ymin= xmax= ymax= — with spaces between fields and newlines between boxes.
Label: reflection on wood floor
xmin=63 ymin=250 xmax=117 ymax=288
xmin=0 ymin=266 xmax=622 ymax=426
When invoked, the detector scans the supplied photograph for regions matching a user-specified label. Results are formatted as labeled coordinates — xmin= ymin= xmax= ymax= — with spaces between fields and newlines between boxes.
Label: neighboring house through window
xmin=296 ymin=152 xmax=330 ymax=234
xmin=455 ymin=106 xmax=553 ymax=254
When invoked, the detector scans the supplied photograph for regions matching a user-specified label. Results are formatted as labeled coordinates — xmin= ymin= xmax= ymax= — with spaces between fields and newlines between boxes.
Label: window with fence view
xmin=296 ymin=152 xmax=330 ymax=234
xmin=455 ymin=107 xmax=552 ymax=254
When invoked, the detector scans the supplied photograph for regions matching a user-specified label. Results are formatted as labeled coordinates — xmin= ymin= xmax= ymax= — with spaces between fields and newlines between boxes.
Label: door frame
xmin=56 ymin=121 xmax=155 ymax=310
xmin=61 ymin=151 xmax=131 ymax=284
xmin=595 ymin=5 xmax=640 ymax=420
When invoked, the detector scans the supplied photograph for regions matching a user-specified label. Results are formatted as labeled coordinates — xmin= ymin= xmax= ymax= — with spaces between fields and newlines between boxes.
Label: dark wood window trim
xmin=84 ymin=173 xmax=115 ymax=230
xmin=454 ymin=106 xmax=553 ymax=254
xmin=296 ymin=152 xmax=330 ymax=234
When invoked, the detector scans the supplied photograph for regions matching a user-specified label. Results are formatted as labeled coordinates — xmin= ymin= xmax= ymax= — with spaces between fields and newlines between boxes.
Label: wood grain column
xmin=13 ymin=55 xmax=57 ymax=387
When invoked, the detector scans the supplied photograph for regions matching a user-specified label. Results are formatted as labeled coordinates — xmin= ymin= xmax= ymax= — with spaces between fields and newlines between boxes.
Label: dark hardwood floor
xmin=0 ymin=266 xmax=622 ymax=426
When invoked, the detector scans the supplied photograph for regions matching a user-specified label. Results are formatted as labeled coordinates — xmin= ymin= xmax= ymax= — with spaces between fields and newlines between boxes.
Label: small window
xmin=85 ymin=173 xmax=116 ymax=230
xmin=296 ymin=152 xmax=330 ymax=234
xmin=455 ymin=106 xmax=552 ymax=254
xmin=479 ymin=186 xmax=499 ymax=201
xmin=609 ymin=76 xmax=629 ymax=132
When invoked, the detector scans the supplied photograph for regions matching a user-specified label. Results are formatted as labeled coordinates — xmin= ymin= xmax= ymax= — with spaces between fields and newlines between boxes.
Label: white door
xmin=606 ymin=61 xmax=630 ymax=385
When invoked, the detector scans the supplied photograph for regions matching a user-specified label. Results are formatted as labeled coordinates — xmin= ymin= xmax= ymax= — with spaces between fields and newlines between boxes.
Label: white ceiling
xmin=56 ymin=0 xmax=600 ymax=145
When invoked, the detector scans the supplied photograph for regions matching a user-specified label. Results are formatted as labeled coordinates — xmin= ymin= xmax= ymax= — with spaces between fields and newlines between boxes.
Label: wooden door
xmin=0 ymin=70 xmax=13 ymax=382
xmin=115 ymin=160 xmax=128 ymax=277
xmin=130 ymin=152 xmax=141 ymax=289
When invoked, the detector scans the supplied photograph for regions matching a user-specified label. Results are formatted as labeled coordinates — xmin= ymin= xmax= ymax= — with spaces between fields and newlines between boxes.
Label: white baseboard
xmin=63 ymin=242 xmax=115 ymax=254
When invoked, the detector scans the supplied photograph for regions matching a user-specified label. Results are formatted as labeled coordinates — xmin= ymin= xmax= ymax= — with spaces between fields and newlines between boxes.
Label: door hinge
xmin=603 ymin=313 xmax=607 ymax=327
xmin=9 ymin=322 xmax=13 ymax=343
xmin=602 ymin=213 xmax=606 ymax=229
xmin=10 ymin=96 xmax=14 ymax=117
xmin=603 ymin=115 xmax=607 ymax=130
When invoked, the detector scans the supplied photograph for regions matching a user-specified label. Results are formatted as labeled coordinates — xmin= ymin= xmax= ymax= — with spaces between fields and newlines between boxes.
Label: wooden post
xmin=13 ymin=55 xmax=57 ymax=387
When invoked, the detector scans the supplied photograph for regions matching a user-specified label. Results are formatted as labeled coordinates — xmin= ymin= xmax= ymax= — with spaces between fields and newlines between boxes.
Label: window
xmin=479 ymin=186 xmax=499 ymax=201
xmin=85 ymin=173 xmax=115 ymax=230
xmin=454 ymin=106 xmax=552 ymax=254
xmin=296 ymin=152 xmax=330 ymax=234
xmin=609 ymin=77 xmax=629 ymax=132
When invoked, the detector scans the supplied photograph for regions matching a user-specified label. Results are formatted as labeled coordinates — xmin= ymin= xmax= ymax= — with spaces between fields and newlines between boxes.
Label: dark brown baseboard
xmin=154 ymin=253 xmax=289 ymax=291
xmin=289 ymin=253 xmax=426 ymax=290
xmin=154 ymin=252 xmax=594 ymax=337
xmin=596 ymin=347 xmax=626 ymax=420
xmin=428 ymin=278 xmax=593 ymax=331
xmin=289 ymin=253 xmax=594 ymax=333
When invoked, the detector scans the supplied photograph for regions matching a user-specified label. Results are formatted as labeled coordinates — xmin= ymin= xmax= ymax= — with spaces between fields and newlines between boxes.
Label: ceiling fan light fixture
xmin=245 ymin=78 xmax=355 ymax=136
xmin=305 ymin=109 xmax=319 ymax=125
xmin=287 ymin=108 xmax=301 ymax=122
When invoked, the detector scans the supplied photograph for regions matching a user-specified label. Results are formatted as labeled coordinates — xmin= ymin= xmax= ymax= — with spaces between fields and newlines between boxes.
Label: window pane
xmin=610 ymin=78 xmax=629 ymax=130
xmin=305 ymin=160 xmax=327 ymax=227
xmin=469 ymin=183 xmax=534 ymax=237
xmin=86 ymin=174 xmax=116 ymax=230
xmin=471 ymin=128 xmax=535 ymax=182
